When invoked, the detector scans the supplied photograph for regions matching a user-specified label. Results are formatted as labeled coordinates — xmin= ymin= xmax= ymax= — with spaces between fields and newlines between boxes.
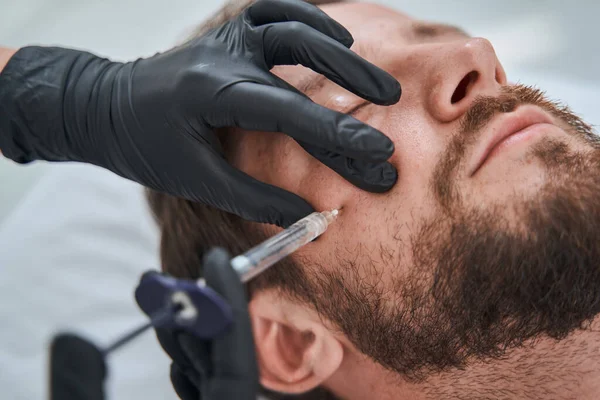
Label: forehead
xmin=321 ymin=2 xmax=414 ymax=39
xmin=325 ymin=2 xmax=468 ymax=50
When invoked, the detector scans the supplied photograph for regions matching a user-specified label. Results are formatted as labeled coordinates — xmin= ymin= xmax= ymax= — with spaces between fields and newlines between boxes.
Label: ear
xmin=248 ymin=290 xmax=344 ymax=394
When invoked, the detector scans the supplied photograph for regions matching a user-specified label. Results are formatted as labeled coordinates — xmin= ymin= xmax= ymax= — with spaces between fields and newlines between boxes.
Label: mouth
xmin=469 ymin=105 xmax=555 ymax=176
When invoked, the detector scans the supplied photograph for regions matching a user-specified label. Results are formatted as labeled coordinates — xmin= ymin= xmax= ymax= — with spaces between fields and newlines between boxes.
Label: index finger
xmin=261 ymin=21 xmax=401 ymax=106
xmin=247 ymin=0 xmax=353 ymax=47
xmin=201 ymin=248 xmax=259 ymax=397
xmin=215 ymin=82 xmax=395 ymax=162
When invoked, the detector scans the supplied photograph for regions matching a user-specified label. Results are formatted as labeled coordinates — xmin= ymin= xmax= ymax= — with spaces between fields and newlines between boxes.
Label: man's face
xmin=230 ymin=2 xmax=600 ymax=379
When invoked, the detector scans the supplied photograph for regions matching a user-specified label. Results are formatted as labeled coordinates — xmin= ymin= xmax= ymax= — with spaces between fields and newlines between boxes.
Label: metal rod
xmin=102 ymin=306 xmax=175 ymax=356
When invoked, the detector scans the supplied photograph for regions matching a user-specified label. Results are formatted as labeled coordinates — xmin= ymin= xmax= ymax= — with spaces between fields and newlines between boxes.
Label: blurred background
xmin=0 ymin=0 xmax=598 ymax=399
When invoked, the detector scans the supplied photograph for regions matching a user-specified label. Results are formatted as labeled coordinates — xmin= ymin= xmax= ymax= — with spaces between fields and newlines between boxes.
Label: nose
xmin=425 ymin=38 xmax=507 ymax=122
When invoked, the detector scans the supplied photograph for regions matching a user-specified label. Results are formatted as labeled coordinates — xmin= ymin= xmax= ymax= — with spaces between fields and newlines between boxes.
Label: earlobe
xmin=249 ymin=291 xmax=344 ymax=394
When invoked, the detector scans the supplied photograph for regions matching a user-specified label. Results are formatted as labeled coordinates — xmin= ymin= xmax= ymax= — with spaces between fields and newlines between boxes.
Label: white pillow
xmin=0 ymin=163 xmax=175 ymax=400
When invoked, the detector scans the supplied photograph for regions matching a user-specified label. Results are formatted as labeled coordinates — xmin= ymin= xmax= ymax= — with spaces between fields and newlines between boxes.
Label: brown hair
xmin=147 ymin=1 xmax=345 ymax=398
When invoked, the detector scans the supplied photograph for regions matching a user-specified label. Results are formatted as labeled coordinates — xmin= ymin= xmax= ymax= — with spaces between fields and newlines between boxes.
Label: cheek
xmin=292 ymin=182 xmax=441 ymax=289
xmin=237 ymin=130 xmax=361 ymax=215
xmin=461 ymin=159 xmax=547 ymax=219
xmin=232 ymin=132 xmax=311 ymax=194
xmin=291 ymin=109 xmax=448 ymax=279
xmin=269 ymin=137 xmax=313 ymax=190
xmin=374 ymin=107 xmax=445 ymax=207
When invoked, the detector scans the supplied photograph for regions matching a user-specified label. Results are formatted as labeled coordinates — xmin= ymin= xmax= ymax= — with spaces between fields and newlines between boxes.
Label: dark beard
xmin=250 ymin=84 xmax=600 ymax=382
xmin=304 ymin=156 xmax=600 ymax=381
xmin=398 ymin=139 xmax=600 ymax=380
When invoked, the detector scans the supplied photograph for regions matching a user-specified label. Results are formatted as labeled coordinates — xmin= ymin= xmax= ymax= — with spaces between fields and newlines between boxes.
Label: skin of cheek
xmin=227 ymin=65 xmax=361 ymax=242
xmin=469 ymin=158 xmax=546 ymax=207
xmin=278 ymin=123 xmax=443 ymax=284
xmin=227 ymin=69 xmax=444 ymax=282
xmin=460 ymin=132 xmax=587 ymax=218
xmin=290 ymin=115 xmax=445 ymax=286
xmin=226 ymin=120 xmax=415 ymax=282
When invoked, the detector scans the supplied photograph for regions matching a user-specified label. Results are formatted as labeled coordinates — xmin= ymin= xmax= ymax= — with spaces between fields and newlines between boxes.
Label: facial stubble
xmin=263 ymin=84 xmax=600 ymax=382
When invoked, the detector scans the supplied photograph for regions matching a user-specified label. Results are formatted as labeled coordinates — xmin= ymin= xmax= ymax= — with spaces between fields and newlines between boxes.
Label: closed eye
xmin=412 ymin=22 xmax=470 ymax=40
xmin=344 ymin=102 xmax=370 ymax=118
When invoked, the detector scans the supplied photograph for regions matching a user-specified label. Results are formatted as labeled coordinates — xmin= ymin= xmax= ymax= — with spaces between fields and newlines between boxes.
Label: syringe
xmin=74 ymin=211 xmax=340 ymax=366
xmin=230 ymin=209 xmax=339 ymax=282
xmin=134 ymin=209 xmax=339 ymax=341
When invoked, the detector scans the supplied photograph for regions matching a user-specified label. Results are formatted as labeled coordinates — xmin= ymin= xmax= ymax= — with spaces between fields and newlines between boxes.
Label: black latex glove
xmin=0 ymin=0 xmax=400 ymax=228
xmin=49 ymin=333 xmax=107 ymax=400
xmin=155 ymin=248 xmax=258 ymax=400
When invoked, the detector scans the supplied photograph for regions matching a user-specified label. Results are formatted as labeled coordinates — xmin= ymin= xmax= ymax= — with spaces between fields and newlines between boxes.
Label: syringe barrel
xmin=230 ymin=211 xmax=331 ymax=282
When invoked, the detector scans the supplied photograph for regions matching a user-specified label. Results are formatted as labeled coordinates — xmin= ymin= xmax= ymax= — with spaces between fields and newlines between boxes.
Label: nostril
xmin=451 ymin=71 xmax=479 ymax=104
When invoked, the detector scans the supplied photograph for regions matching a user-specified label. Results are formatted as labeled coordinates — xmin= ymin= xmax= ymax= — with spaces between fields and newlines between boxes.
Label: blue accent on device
xmin=135 ymin=272 xmax=233 ymax=339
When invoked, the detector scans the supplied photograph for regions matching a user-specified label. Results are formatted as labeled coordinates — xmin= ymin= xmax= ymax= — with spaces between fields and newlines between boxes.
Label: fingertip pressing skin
xmin=383 ymin=78 xmax=402 ymax=105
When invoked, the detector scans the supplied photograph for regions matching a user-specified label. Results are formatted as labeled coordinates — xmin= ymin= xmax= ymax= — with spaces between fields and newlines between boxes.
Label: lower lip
xmin=480 ymin=123 xmax=555 ymax=169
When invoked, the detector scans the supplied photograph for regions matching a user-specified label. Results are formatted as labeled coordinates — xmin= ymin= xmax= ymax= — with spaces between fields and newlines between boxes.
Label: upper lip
xmin=469 ymin=106 xmax=554 ymax=176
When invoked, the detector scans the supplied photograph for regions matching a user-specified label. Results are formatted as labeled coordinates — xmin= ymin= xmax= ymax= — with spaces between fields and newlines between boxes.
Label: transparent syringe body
xmin=230 ymin=210 xmax=338 ymax=282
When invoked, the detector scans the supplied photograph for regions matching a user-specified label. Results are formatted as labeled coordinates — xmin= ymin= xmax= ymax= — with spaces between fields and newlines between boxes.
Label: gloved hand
xmin=0 ymin=0 xmax=400 ymax=228
xmin=49 ymin=333 xmax=107 ymax=400
xmin=155 ymin=248 xmax=258 ymax=400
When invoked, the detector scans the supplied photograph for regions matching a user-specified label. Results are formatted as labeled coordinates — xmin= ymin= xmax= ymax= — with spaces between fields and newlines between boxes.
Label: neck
xmin=326 ymin=318 xmax=600 ymax=400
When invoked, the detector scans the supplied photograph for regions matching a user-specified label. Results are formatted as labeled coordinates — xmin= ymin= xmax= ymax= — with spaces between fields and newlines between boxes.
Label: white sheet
xmin=0 ymin=164 xmax=174 ymax=399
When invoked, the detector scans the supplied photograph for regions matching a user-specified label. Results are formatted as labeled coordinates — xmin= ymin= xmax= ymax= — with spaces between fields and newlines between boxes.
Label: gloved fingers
xmin=246 ymin=0 xmax=353 ymax=47
xmin=217 ymin=82 xmax=394 ymax=163
xmin=202 ymin=248 xmax=245 ymax=315
xmin=177 ymin=331 xmax=259 ymax=400
xmin=156 ymin=329 xmax=214 ymax=377
xmin=156 ymin=329 xmax=193 ymax=370
xmin=197 ymin=150 xmax=314 ymax=227
xmin=298 ymin=140 xmax=398 ymax=193
xmin=260 ymin=21 xmax=401 ymax=105
xmin=199 ymin=248 xmax=259 ymax=397
xmin=170 ymin=363 xmax=200 ymax=400
xmin=264 ymin=74 xmax=396 ymax=195
xmin=207 ymin=376 xmax=261 ymax=400
xmin=158 ymin=330 xmax=210 ymax=393
xmin=50 ymin=333 xmax=106 ymax=400
xmin=267 ymin=73 xmax=398 ymax=193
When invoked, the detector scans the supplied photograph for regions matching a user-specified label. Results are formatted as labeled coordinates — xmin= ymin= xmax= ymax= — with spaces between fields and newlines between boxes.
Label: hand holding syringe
xmin=50 ymin=210 xmax=339 ymax=400
xmin=98 ymin=209 xmax=340 ymax=355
